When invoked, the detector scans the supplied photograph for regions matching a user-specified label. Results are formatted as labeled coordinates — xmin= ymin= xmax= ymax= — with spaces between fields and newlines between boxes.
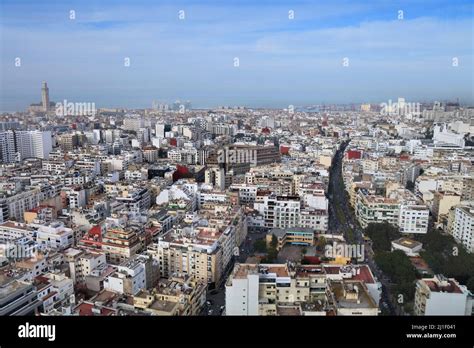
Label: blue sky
xmin=0 ymin=0 xmax=473 ymax=111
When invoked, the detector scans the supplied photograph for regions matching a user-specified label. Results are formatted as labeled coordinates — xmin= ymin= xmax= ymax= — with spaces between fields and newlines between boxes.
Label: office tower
xmin=15 ymin=130 xmax=53 ymax=160
xmin=0 ymin=131 xmax=17 ymax=163
xmin=41 ymin=82 xmax=50 ymax=112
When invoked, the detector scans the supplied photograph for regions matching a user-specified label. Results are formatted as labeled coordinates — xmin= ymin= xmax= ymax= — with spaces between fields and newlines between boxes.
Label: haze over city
xmin=1 ymin=0 xmax=473 ymax=112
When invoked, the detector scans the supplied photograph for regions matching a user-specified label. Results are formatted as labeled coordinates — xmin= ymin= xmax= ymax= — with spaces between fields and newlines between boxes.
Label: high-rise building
xmin=15 ymin=131 xmax=52 ymax=160
xmin=155 ymin=124 xmax=165 ymax=138
xmin=0 ymin=131 xmax=17 ymax=163
xmin=41 ymin=81 xmax=50 ymax=112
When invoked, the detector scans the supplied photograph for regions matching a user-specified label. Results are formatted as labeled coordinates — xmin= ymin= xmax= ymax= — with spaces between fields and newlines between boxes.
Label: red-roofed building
xmin=79 ymin=225 xmax=103 ymax=251
xmin=280 ymin=145 xmax=290 ymax=155
xmin=74 ymin=302 xmax=116 ymax=316
xmin=302 ymin=256 xmax=320 ymax=264
xmin=346 ymin=150 xmax=362 ymax=160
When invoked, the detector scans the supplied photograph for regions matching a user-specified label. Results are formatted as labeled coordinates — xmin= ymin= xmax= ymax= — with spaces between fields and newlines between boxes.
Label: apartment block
xmin=414 ymin=275 xmax=472 ymax=315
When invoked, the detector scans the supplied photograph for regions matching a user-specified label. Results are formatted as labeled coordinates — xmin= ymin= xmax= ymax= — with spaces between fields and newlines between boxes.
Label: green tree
xmin=420 ymin=229 xmax=474 ymax=285
xmin=316 ymin=236 xmax=327 ymax=251
xmin=375 ymin=250 xmax=416 ymax=284
xmin=270 ymin=234 xmax=278 ymax=249
xmin=364 ymin=222 xmax=401 ymax=253
xmin=253 ymin=239 xmax=267 ymax=253
xmin=375 ymin=250 xmax=417 ymax=304
xmin=467 ymin=277 xmax=474 ymax=292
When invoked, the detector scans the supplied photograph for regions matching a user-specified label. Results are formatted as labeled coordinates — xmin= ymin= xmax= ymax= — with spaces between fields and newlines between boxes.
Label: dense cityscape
xmin=1 ymin=0 xmax=473 ymax=346
xmin=0 ymin=83 xmax=473 ymax=318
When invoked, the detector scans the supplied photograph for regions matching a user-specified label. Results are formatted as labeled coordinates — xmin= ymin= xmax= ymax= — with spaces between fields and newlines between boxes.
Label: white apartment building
xmin=433 ymin=123 xmax=465 ymax=148
xmin=398 ymin=204 xmax=429 ymax=234
xmin=355 ymin=190 xmax=399 ymax=229
xmin=167 ymin=149 xmax=183 ymax=162
xmin=34 ymin=221 xmax=74 ymax=250
xmin=448 ymin=205 xmax=474 ymax=253
xmin=155 ymin=124 xmax=165 ymax=138
xmin=229 ymin=184 xmax=258 ymax=203
xmin=225 ymin=264 xmax=260 ymax=315
xmin=104 ymin=258 xmax=146 ymax=295
xmin=15 ymin=130 xmax=52 ymax=160
xmin=65 ymin=248 xmax=107 ymax=284
xmin=205 ymin=167 xmax=225 ymax=191
xmin=198 ymin=191 xmax=227 ymax=208
xmin=414 ymin=275 xmax=472 ymax=315
xmin=299 ymin=209 xmax=329 ymax=232
xmin=0 ymin=221 xmax=35 ymax=241
xmin=0 ymin=187 xmax=56 ymax=223
xmin=356 ymin=190 xmax=429 ymax=233
xmin=115 ymin=187 xmax=151 ymax=213
xmin=254 ymin=195 xmax=300 ymax=229
xmin=123 ymin=117 xmax=144 ymax=131
xmin=62 ymin=187 xmax=87 ymax=209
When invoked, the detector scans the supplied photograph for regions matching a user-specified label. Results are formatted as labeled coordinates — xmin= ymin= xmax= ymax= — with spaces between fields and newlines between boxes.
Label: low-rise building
xmin=391 ymin=237 xmax=423 ymax=256
xmin=266 ymin=227 xmax=315 ymax=250
xmin=133 ymin=276 xmax=206 ymax=315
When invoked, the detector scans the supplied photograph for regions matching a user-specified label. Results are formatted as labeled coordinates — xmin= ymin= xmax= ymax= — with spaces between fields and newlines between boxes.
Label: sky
xmin=0 ymin=0 xmax=473 ymax=111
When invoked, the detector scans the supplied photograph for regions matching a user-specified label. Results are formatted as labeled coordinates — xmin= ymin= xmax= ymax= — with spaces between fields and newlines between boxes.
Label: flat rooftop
xmin=423 ymin=279 xmax=463 ymax=294
xmin=392 ymin=237 xmax=422 ymax=249
xmin=331 ymin=281 xmax=377 ymax=309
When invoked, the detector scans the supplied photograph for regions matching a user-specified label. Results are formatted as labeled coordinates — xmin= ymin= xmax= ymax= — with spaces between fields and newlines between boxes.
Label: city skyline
xmin=1 ymin=0 xmax=473 ymax=112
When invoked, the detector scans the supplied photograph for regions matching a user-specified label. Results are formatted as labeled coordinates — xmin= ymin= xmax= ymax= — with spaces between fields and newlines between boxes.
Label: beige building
xmin=319 ymin=155 xmax=332 ymax=169
xmin=225 ymin=263 xmax=379 ymax=316
xmin=266 ymin=227 xmax=315 ymax=251
xmin=327 ymin=280 xmax=379 ymax=316
xmin=102 ymin=228 xmax=142 ymax=265
xmin=147 ymin=227 xmax=226 ymax=285
xmin=64 ymin=247 xmax=107 ymax=284
xmin=133 ymin=276 xmax=206 ymax=315
xmin=432 ymin=191 xmax=461 ymax=226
